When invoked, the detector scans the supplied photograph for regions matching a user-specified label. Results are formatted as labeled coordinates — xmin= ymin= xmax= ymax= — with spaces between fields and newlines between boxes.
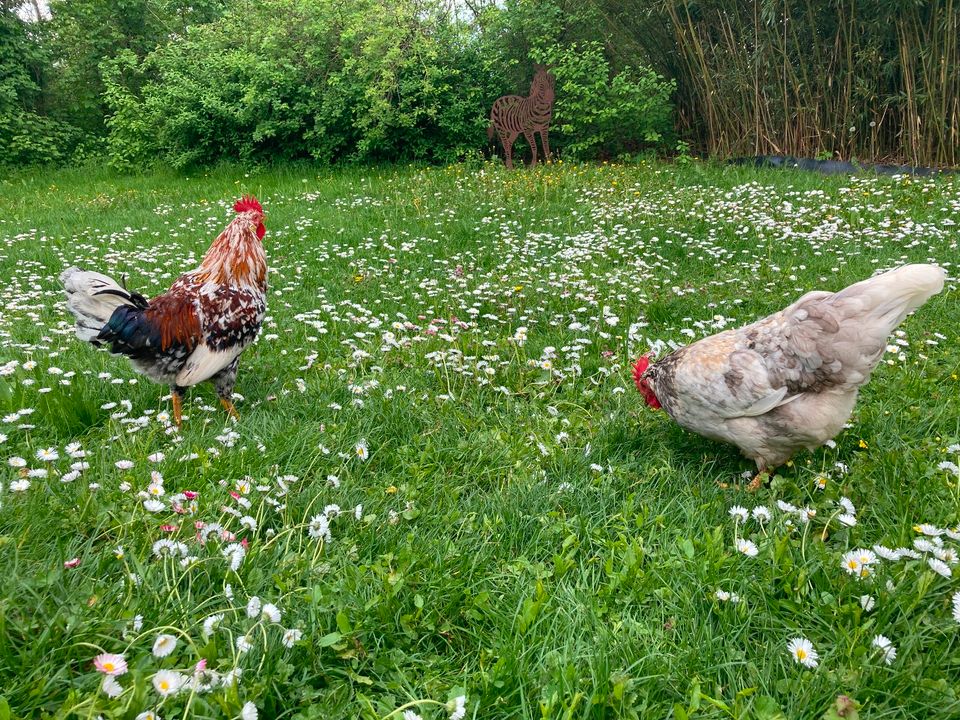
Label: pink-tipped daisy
xmin=94 ymin=652 xmax=128 ymax=676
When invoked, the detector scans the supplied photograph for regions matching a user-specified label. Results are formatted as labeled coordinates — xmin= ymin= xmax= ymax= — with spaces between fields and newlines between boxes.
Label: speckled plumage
xmin=636 ymin=264 xmax=946 ymax=471
xmin=61 ymin=197 xmax=268 ymax=423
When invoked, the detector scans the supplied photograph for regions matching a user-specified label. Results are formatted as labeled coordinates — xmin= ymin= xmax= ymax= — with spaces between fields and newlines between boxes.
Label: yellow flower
xmin=386 ymin=485 xmax=397 ymax=494
xmin=859 ymin=439 xmax=869 ymax=449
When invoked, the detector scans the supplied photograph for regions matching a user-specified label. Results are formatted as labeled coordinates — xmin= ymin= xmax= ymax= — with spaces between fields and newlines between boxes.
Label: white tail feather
xmin=834 ymin=263 xmax=946 ymax=334
xmin=60 ymin=267 xmax=136 ymax=343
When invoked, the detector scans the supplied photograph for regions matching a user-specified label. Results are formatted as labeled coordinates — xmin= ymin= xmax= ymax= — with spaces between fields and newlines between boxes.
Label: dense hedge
xmin=2 ymin=0 xmax=676 ymax=169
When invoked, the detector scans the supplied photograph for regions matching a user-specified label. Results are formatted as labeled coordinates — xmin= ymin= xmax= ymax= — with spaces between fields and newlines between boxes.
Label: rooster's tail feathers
xmin=60 ymin=267 xmax=147 ymax=344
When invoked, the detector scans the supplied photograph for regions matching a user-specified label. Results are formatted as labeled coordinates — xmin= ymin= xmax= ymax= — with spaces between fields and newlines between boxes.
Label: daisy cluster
xmin=726 ymin=460 xmax=960 ymax=671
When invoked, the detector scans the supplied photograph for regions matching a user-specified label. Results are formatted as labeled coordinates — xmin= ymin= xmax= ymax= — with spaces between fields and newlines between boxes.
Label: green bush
xmin=103 ymin=0 xmax=512 ymax=169
xmin=536 ymin=41 xmax=675 ymax=159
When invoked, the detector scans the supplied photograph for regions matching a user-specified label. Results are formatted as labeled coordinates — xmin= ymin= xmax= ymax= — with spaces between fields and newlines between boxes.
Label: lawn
xmin=0 ymin=159 xmax=958 ymax=720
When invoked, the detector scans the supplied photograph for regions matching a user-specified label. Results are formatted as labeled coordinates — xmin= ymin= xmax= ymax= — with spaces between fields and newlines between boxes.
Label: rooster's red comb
xmin=234 ymin=195 xmax=263 ymax=215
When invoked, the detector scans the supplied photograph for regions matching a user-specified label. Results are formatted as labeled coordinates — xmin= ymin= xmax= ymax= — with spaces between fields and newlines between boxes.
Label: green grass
xmin=0 ymin=159 xmax=959 ymax=720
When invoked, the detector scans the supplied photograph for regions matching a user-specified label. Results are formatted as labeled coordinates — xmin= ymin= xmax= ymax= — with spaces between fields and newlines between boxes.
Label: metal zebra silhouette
xmin=487 ymin=65 xmax=555 ymax=169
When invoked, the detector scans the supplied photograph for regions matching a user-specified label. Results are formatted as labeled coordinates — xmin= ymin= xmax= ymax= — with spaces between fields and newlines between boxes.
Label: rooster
xmin=61 ymin=196 xmax=268 ymax=426
xmin=633 ymin=264 xmax=946 ymax=489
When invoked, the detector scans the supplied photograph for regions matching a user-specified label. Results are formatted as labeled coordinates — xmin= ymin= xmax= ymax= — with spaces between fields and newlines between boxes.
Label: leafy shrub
xmin=103 ymin=0 xmax=512 ymax=169
xmin=535 ymin=42 xmax=675 ymax=159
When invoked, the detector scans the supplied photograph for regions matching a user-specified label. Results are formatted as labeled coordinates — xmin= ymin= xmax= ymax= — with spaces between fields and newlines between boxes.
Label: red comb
xmin=632 ymin=356 xmax=650 ymax=390
xmin=234 ymin=195 xmax=263 ymax=214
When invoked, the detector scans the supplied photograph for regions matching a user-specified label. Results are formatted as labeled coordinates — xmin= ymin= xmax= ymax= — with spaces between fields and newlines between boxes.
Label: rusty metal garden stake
xmin=487 ymin=65 xmax=555 ymax=169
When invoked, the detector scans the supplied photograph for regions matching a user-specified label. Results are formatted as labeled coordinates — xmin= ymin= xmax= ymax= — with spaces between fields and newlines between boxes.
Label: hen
xmin=61 ymin=196 xmax=268 ymax=426
xmin=633 ymin=264 xmax=945 ymax=488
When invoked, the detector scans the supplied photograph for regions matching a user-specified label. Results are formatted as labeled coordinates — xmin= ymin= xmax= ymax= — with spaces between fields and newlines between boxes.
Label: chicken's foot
xmin=746 ymin=470 xmax=769 ymax=492
xmin=220 ymin=397 xmax=240 ymax=421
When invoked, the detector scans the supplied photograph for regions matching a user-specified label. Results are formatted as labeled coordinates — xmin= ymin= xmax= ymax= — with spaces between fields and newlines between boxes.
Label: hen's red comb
xmin=632 ymin=355 xmax=650 ymax=390
xmin=234 ymin=195 xmax=263 ymax=214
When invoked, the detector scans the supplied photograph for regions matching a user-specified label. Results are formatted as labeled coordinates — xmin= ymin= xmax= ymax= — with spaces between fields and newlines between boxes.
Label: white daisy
xmin=871 ymin=634 xmax=897 ymax=665
xmin=751 ymin=506 xmax=771 ymax=523
xmin=36 ymin=447 xmax=59 ymax=462
xmin=728 ymin=505 xmax=748 ymax=522
xmin=914 ymin=537 xmax=937 ymax=553
xmin=355 ymin=440 xmax=369 ymax=461
xmin=787 ymin=637 xmax=819 ymax=668
xmin=776 ymin=500 xmax=798 ymax=514
xmin=928 ymin=557 xmax=952 ymax=578
xmin=152 ymin=633 xmax=177 ymax=658
xmin=308 ymin=514 xmax=331 ymax=541
xmin=202 ymin=613 xmax=224 ymax=639
xmin=223 ymin=543 xmax=245 ymax=571
xmin=261 ymin=603 xmax=281 ymax=623
xmin=221 ymin=667 xmax=243 ymax=687
xmin=281 ymin=628 xmax=303 ymax=648
xmin=872 ymin=545 xmax=900 ymax=561
xmin=449 ymin=695 xmax=467 ymax=720
xmin=152 ymin=669 xmax=184 ymax=697
xmin=101 ymin=674 xmax=123 ymax=698
xmin=841 ymin=550 xmax=865 ymax=577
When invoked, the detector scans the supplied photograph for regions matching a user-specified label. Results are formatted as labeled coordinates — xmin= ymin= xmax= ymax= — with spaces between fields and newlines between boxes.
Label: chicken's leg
xmin=212 ymin=359 xmax=240 ymax=422
xmin=171 ymin=388 xmax=183 ymax=427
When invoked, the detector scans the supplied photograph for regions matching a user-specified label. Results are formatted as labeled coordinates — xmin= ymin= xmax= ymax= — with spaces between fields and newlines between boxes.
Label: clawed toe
xmin=746 ymin=471 xmax=769 ymax=492
xmin=220 ymin=397 xmax=240 ymax=420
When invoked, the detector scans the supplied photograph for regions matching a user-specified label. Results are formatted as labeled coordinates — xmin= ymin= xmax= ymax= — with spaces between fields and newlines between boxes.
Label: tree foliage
xmin=5 ymin=0 xmax=676 ymax=169
xmin=0 ymin=8 xmax=78 ymax=165
xmin=536 ymin=42 xmax=675 ymax=158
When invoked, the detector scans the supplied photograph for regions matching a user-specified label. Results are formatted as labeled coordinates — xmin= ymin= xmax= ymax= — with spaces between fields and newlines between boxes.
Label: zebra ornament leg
xmin=523 ymin=130 xmax=538 ymax=166
xmin=498 ymin=128 xmax=520 ymax=170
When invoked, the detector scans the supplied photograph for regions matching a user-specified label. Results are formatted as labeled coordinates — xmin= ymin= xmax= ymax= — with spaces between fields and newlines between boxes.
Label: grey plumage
xmin=643 ymin=263 xmax=946 ymax=470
